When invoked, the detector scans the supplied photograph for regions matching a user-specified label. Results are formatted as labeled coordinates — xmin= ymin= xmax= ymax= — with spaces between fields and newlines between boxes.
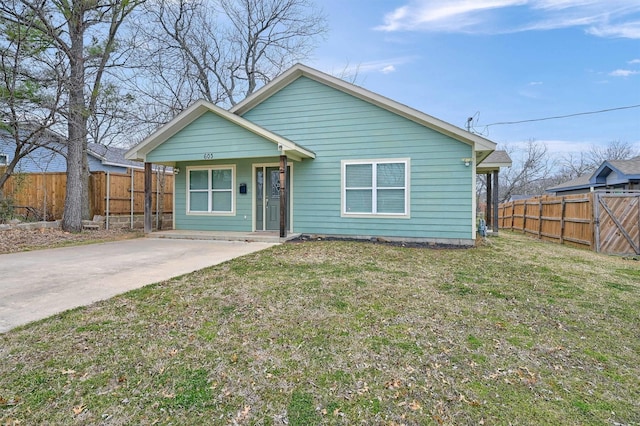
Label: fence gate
xmin=594 ymin=192 xmax=640 ymax=255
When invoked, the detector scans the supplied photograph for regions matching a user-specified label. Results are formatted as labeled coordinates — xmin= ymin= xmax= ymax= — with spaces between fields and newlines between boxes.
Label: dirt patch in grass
xmin=0 ymin=228 xmax=143 ymax=254
xmin=1 ymin=231 xmax=638 ymax=424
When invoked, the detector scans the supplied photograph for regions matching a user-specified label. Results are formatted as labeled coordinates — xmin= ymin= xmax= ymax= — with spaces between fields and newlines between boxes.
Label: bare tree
xmin=553 ymin=140 xmax=640 ymax=185
xmin=0 ymin=0 xmax=144 ymax=231
xmin=499 ymin=140 xmax=555 ymax=202
xmin=587 ymin=140 xmax=640 ymax=166
xmin=556 ymin=152 xmax=594 ymax=181
xmin=128 ymin=0 xmax=327 ymax=125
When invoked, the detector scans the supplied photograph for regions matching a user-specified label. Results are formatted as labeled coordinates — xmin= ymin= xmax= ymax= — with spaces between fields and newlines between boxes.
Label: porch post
xmin=492 ymin=170 xmax=499 ymax=233
xmin=144 ymin=162 xmax=152 ymax=234
xmin=279 ymin=155 xmax=287 ymax=238
xmin=486 ymin=172 xmax=492 ymax=229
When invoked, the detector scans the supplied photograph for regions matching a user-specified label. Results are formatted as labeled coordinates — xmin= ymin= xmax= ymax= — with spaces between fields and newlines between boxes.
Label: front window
xmin=188 ymin=166 xmax=235 ymax=214
xmin=343 ymin=159 xmax=409 ymax=216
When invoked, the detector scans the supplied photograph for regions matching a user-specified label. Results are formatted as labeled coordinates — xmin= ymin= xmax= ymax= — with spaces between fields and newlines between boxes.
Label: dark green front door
xmin=266 ymin=167 xmax=280 ymax=230
xmin=255 ymin=166 xmax=290 ymax=231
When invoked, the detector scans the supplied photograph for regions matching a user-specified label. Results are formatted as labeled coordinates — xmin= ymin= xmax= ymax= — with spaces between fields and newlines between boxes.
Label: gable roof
xmin=477 ymin=150 xmax=512 ymax=172
xmin=231 ymin=63 xmax=497 ymax=161
xmin=125 ymin=99 xmax=315 ymax=163
xmin=547 ymin=158 xmax=640 ymax=193
xmin=593 ymin=158 xmax=640 ymax=181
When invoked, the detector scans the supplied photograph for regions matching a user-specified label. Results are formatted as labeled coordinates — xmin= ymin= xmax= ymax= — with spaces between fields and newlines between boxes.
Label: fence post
xmin=593 ymin=192 xmax=600 ymax=253
xmin=144 ymin=163 xmax=152 ymax=234
xmin=538 ymin=198 xmax=543 ymax=238
xmin=511 ymin=202 xmax=515 ymax=230
xmin=559 ymin=197 xmax=566 ymax=244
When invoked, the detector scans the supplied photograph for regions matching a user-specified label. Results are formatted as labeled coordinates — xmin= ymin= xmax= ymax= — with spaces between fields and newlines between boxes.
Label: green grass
xmin=1 ymin=231 xmax=639 ymax=424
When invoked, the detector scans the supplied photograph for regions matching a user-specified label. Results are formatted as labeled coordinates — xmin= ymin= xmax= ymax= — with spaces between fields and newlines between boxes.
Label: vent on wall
xmin=0 ymin=153 xmax=7 ymax=166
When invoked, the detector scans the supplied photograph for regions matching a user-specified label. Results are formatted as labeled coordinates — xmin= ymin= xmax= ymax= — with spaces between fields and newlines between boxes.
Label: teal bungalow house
xmin=126 ymin=64 xmax=501 ymax=246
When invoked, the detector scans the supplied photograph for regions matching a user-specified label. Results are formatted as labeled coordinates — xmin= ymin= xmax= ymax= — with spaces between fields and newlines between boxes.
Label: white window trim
xmin=341 ymin=158 xmax=410 ymax=219
xmin=186 ymin=164 xmax=236 ymax=216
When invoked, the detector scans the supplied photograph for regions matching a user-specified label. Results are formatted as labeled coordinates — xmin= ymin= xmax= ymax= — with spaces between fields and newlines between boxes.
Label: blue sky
xmin=308 ymin=0 xmax=640 ymax=158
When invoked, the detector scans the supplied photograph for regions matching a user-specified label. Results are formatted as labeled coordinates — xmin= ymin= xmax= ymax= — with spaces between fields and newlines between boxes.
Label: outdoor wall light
xmin=173 ymin=167 xmax=180 ymax=175
xmin=462 ymin=158 xmax=472 ymax=167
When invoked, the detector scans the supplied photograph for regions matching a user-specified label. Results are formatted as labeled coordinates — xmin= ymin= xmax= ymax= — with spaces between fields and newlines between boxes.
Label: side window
xmin=343 ymin=159 xmax=409 ymax=217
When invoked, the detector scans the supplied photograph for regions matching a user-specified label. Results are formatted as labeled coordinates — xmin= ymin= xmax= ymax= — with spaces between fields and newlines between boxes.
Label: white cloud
xmin=629 ymin=59 xmax=640 ymax=64
xmin=609 ymin=69 xmax=639 ymax=77
xmin=528 ymin=81 xmax=543 ymax=86
xmin=375 ymin=0 xmax=640 ymax=39
xmin=587 ymin=21 xmax=640 ymax=39
xmin=381 ymin=65 xmax=396 ymax=74
xmin=375 ymin=0 xmax=526 ymax=32
xmin=332 ymin=57 xmax=415 ymax=78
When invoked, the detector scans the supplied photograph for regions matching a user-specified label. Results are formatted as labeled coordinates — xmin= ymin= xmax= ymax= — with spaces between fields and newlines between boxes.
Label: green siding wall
xmin=241 ymin=76 xmax=474 ymax=240
xmin=173 ymin=157 xmax=279 ymax=232
xmin=147 ymin=111 xmax=280 ymax=163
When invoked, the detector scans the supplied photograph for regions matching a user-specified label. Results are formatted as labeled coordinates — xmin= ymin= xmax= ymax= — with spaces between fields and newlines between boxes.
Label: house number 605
xmin=203 ymin=152 xmax=214 ymax=160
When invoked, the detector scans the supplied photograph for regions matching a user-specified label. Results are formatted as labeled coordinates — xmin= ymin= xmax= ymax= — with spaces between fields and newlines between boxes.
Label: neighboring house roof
xmin=546 ymin=174 xmax=598 ymax=193
xmin=547 ymin=158 xmax=640 ymax=193
xmin=230 ymin=64 xmax=496 ymax=162
xmin=477 ymin=150 xmax=512 ymax=172
xmin=593 ymin=158 xmax=640 ymax=181
xmin=126 ymin=99 xmax=316 ymax=163
xmin=0 ymin=127 xmax=142 ymax=172
xmin=87 ymin=142 xmax=145 ymax=170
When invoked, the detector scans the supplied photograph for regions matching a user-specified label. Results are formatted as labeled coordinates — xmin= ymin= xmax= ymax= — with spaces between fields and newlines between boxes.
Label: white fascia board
xmin=477 ymin=161 xmax=513 ymax=170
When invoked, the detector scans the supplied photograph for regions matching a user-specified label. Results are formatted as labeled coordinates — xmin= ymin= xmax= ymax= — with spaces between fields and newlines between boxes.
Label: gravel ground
xmin=0 ymin=227 xmax=142 ymax=254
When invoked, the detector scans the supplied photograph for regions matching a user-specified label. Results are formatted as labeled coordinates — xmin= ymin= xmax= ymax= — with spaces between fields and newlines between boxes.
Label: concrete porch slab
xmin=150 ymin=230 xmax=300 ymax=243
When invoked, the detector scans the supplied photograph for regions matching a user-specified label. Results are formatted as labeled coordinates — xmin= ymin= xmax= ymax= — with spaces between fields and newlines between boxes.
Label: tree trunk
xmin=62 ymin=6 xmax=87 ymax=232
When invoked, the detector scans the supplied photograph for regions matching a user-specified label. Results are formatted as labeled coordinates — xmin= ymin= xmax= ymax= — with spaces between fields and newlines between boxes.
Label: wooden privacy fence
xmin=2 ymin=169 xmax=173 ymax=225
xmin=498 ymin=192 xmax=640 ymax=255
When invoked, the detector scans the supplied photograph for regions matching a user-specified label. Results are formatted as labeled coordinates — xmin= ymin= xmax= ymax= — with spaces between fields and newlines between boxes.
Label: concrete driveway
xmin=0 ymin=238 xmax=276 ymax=333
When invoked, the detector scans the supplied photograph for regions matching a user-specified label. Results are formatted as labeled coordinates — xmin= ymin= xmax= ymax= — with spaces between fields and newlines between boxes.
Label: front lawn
xmin=1 ymin=232 xmax=639 ymax=424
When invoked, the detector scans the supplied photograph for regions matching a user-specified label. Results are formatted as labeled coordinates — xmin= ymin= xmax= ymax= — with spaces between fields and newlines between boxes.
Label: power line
xmin=484 ymin=104 xmax=640 ymax=128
